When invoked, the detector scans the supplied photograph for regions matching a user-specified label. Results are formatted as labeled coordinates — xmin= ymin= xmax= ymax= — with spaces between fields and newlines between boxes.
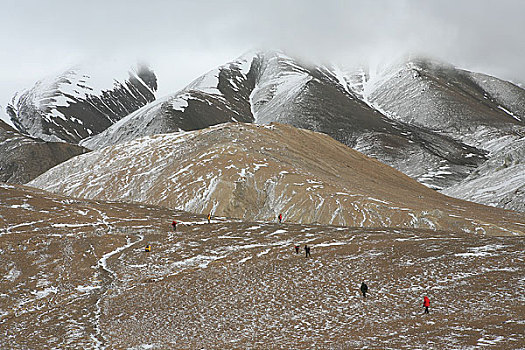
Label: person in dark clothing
xmin=278 ymin=213 xmax=283 ymax=224
xmin=423 ymin=296 xmax=430 ymax=314
xmin=207 ymin=213 xmax=211 ymax=224
xmin=360 ymin=282 xmax=368 ymax=298
xmin=171 ymin=220 xmax=177 ymax=231
xmin=305 ymin=245 xmax=311 ymax=258
xmin=295 ymin=245 xmax=300 ymax=254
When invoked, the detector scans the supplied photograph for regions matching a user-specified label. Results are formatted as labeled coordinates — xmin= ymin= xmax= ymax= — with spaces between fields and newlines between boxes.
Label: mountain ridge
xmin=29 ymin=122 xmax=524 ymax=235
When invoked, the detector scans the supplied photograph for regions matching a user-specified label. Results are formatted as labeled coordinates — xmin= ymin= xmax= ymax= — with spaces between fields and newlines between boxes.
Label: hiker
xmin=423 ymin=296 xmax=430 ymax=314
xmin=360 ymin=282 xmax=368 ymax=298
xmin=295 ymin=245 xmax=300 ymax=254
xmin=171 ymin=220 xmax=177 ymax=231
xmin=278 ymin=213 xmax=283 ymax=224
xmin=207 ymin=213 xmax=211 ymax=224
xmin=145 ymin=245 xmax=151 ymax=252
xmin=305 ymin=245 xmax=311 ymax=258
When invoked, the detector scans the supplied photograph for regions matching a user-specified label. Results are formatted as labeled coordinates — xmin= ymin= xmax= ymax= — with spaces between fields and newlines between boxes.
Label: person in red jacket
xmin=278 ymin=213 xmax=283 ymax=224
xmin=171 ymin=220 xmax=177 ymax=231
xmin=423 ymin=296 xmax=430 ymax=314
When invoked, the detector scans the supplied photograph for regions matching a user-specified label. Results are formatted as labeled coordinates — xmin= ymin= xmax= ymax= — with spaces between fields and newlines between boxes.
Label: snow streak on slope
xmin=443 ymin=138 xmax=525 ymax=212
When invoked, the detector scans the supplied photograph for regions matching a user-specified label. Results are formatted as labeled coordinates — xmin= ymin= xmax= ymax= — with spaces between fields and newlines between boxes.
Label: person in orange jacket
xmin=423 ymin=296 xmax=430 ymax=314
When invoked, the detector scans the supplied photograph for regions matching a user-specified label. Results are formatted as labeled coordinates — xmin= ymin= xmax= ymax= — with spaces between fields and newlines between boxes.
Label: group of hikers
xmin=170 ymin=213 xmax=213 ymax=231
xmin=166 ymin=212 xmax=431 ymax=314
xmin=294 ymin=244 xmax=311 ymax=257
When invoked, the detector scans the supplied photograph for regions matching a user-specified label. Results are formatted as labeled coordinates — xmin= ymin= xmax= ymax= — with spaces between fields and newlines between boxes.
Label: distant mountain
xmin=352 ymin=57 xmax=524 ymax=151
xmin=442 ymin=138 xmax=525 ymax=212
xmin=6 ymin=64 xmax=157 ymax=144
xmin=29 ymin=122 xmax=523 ymax=235
xmin=81 ymin=51 xmax=525 ymax=211
xmin=80 ymin=54 xmax=256 ymax=149
xmin=347 ymin=57 xmax=525 ymax=209
xmin=0 ymin=119 xmax=87 ymax=184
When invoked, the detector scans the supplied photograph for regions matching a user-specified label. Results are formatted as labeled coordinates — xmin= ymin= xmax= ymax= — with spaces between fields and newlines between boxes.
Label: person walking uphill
xmin=171 ymin=220 xmax=177 ymax=231
xmin=423 ymin=296 xmax=430 ymax=314
xmin=278 ymin=213 xmax=283 ymax=224
xmin=360 ymin=282 xmax=368 ymax=298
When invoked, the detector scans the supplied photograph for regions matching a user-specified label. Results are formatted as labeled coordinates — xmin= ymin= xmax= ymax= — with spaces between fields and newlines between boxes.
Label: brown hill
xmin=1 ymin=183 xmax=524 ymax=348
xmin=29 ymin=123 xmax=524 ymax=235
xmin=0 ymin=119 xmax=87 ymax=184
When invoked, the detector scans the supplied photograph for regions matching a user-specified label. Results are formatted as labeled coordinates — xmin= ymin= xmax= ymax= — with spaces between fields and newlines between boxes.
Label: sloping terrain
xmin=0 ymin=119 xmax=87 ymax=184
xmin=354 ymin=57 xmax=524 ymax=149
xmin=29 ymin=123 xmax=524 ymax=235
xmin=443 ymin=138 xmax=525 ymax=212
xmin=6 ymin=64 xmax=157 ymax=144
xmin=80 ymin=54 xmax=256 ymax=150
xmin=82 ymin=51 xmax=490 ymax=192
xmin=1 ymin=183 xmax=524 ymax=349
xmin=349 ymin=57 xmax=525 ymax=208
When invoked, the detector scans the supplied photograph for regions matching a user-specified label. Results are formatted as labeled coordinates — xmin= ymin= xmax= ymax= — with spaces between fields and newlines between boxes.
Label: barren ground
xmin=1 ymin=184 xmax=524 ymax=349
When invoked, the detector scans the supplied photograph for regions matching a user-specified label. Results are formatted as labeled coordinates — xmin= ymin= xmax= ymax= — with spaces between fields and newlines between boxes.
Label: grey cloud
xmin=1 ymin=0 xmax=524 ymax=109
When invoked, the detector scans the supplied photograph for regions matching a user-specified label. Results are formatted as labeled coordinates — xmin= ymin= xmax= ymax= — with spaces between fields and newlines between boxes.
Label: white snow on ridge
xmin=171 ymin=93 xmax=190 ymax=112
xmin=186 ymin=69 xmax=221 ymax=95
xmin=497 ymin=105 xmax=522 ymax=121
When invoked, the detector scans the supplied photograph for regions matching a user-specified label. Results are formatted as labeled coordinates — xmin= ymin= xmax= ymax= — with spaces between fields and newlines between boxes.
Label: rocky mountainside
xmin=80 ymin=54 xmax=256 ymax=150
xmin=6 ymin=64 xmax=157 ymax=144
xmin=0 ymin=119 xmax=87 ymax=184
xmin=29 ymin=123 xmax=524 ymax=235
xmin=442 ymin=138 xmax=525 ymax=212
xmin=81 ymin=51 xmax=524 ymax=211
xmin=1 ymin=183 xmax=524 ymax=348
xmin=354 ymin=57 xmax=524 ymax=150
xmin=348 ymin=57 xmax=525 ymax=209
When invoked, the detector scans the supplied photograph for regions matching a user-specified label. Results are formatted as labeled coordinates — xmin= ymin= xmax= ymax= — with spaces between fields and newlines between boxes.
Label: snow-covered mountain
xmin=80 ymin=54 xmax=256 ymax=149
xmin=352 ymin=57 xmax=524 ymax=150
xmin=345 ymin=57 xmax=525 ymax=209
xmin=0 ymin=119 xmax=86 ymax=184
xmin=442 ymin=138 xmax=525 ymax=212
xmin=6 ymin=64 xmax=157 ymax=144
xmin=81 ymin=51 xmax=524 ymax=211
xmin=29 ymin=122 xmax=524 ymax=235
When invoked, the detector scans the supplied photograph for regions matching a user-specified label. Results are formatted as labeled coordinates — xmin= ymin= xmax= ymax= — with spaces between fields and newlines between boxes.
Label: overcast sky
xmin=1 ymin=0 xmax=524 ymax=117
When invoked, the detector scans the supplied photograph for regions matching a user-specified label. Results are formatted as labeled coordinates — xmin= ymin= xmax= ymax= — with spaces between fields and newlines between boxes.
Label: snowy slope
xmin=341 ymin=57 xmax=525 ymax=209
xmin=6 ymin=64 xmax=157 ymax=144
xmin=443 ymin=137 xmax=525 ymax=211
xmin=348 ymin=57 xmax=524 ymax=149
xmin=29 ymin=122 xmax=523 ymax=235
xmin=82 ymin=51 xmax=488 ymax=192
xmin=81 ymin=53 xmax=256 ymax=150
